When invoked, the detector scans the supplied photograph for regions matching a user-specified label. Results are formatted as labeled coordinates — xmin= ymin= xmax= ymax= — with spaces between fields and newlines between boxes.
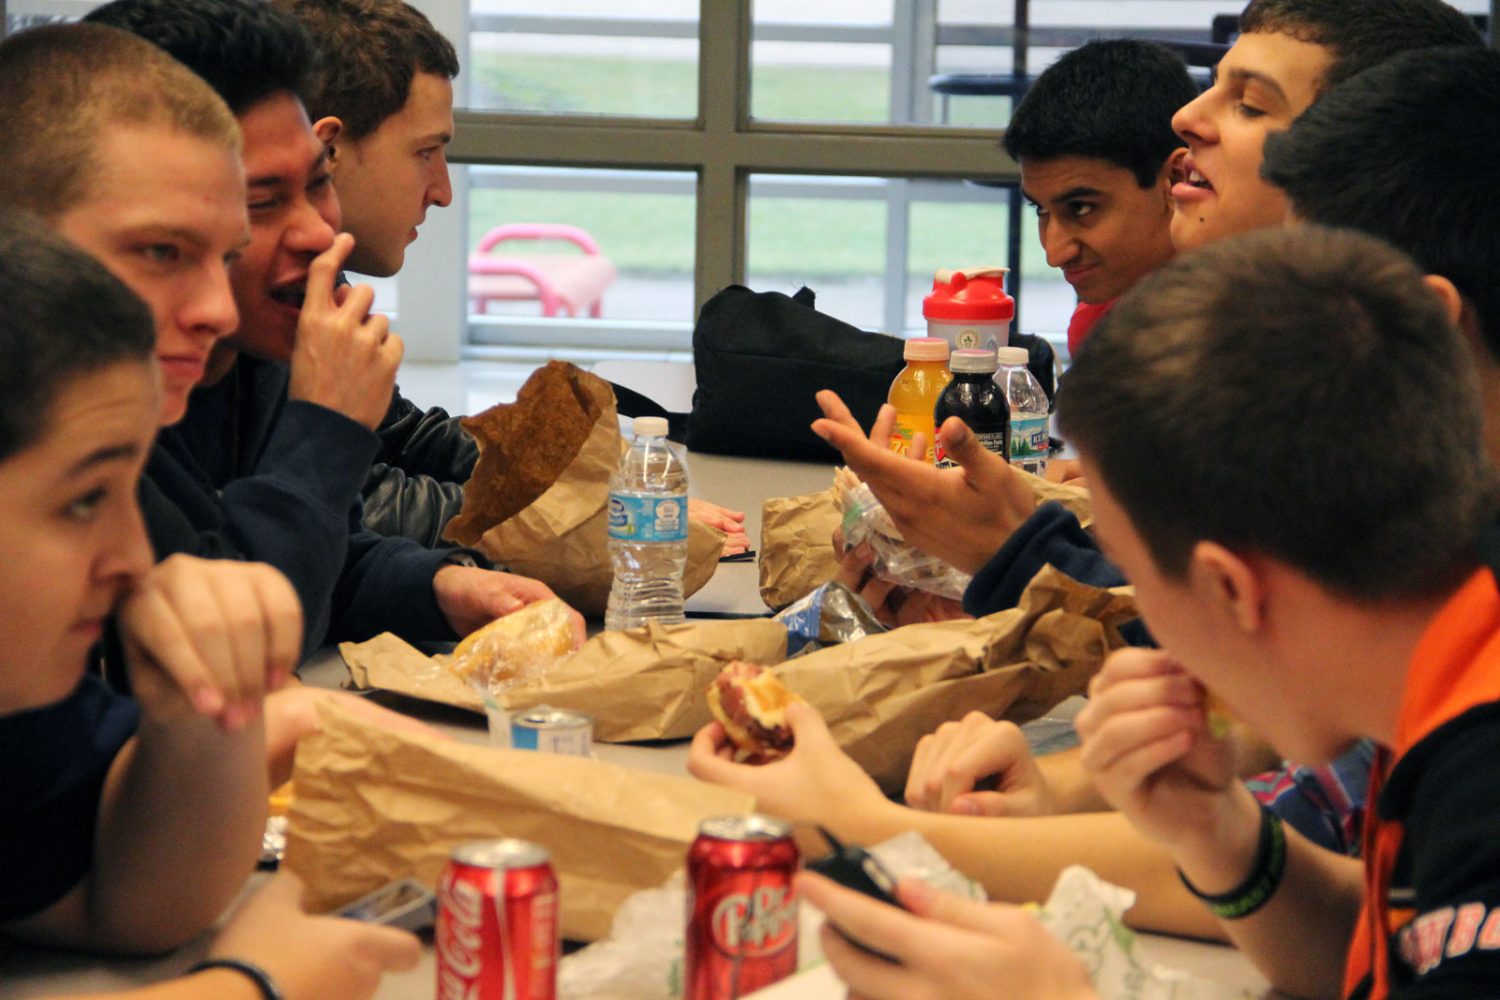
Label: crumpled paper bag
xmin=282 ymin=701 xmax=753 ymax=941
xmin=340 ymin=632 xmax=485 ymax=711
xmin=337 ymin=618 xmax=789 ymax=736
xmin=443 ymin=360 xmax=723 ymax=615
xmin=757 ymin=467 xmax=1093 ymax=613
xmin=777 ymin=566 xmax=1137 ymax=793
xmin=499 ymin=619 xmax=790 ymax=741
xmin=1019 ymin=467 xmax=1095 ymax=528
xmin=759 ymin=486 xmax=841 ymax=610
xmin=1039 ymin=867 xmax=1262 ymax=999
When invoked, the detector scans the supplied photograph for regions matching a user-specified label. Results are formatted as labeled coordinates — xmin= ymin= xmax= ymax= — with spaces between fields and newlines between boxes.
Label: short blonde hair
xmin=0 ymin=22 xmax=240 ymax=220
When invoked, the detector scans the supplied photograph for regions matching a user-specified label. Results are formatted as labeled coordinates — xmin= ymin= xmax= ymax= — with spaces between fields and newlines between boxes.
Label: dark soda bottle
xmin=933 ymin=348 xmax=1008 ymax=469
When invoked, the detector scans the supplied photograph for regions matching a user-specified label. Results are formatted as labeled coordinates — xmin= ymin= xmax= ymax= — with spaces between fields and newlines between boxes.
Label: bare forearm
xmin=90 ymin=719 xmax=268 ymax=951
xmin=51 ymin=969 xmax=262 ymax=1000
xmin=1035 ymin=747 xmax=1111 ymax=813
xmin=1207 ymin=833 xmax=1362 ymax=998
xmin=819 ymin=798 xmax=1226 ymax=941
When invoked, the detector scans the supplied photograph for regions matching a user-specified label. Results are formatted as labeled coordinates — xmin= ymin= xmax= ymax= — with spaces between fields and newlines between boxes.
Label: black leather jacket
xmin=363 ymin=388 xmax=480 ymax=547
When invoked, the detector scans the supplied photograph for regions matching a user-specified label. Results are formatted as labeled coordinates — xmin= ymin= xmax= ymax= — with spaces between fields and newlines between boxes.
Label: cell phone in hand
xmin=336 ymin=878 xmax=437 ymax=934
xmin=805 ymin=827 xmax=905 ymax=962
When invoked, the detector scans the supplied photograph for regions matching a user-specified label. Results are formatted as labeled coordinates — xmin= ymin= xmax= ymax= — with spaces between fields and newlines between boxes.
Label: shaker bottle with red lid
xmin=923 ymin=267 xmax=1015 ymax=352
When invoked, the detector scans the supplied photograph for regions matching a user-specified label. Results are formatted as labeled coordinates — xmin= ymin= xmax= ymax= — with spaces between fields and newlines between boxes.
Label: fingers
xmin=121 ymin=582 xmax=225 ymax=717
xmin=687 ymin=722 xmax=759 ymax=787
xmin=250 ymin=564 xmax=303 ymax=691
xmin=342 ymin=920 xmax=423 ymax=971
xmin=303 ymin=233 xmax=355 ymax=309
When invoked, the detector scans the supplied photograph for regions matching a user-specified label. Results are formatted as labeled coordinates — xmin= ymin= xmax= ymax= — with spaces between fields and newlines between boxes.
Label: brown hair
xmin=0 ymin=23 xmax=239 ymax=222
xmin=1238 ymin=0 xmax=1481 ymax=91
xmin=273 ymin=0 xmax=458 ymax=140
xmin=1059 ymin=226 xmax=1494 ymax=602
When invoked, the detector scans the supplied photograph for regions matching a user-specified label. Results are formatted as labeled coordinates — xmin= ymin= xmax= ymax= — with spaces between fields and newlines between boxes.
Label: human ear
xmin=1189 ymin=541 xmax=1263 ymax=632
xmin=312 ymin=116 xmax=345 ymax=167
xmin=1422 ymin=274 xmax=1465 ymax=329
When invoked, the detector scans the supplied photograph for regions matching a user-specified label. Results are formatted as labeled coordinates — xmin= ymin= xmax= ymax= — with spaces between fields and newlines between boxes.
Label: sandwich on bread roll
xmin=707 ymin=661 xmax=805 ymax=762
xmin=448 ymin=597 xmax=579 ymax=689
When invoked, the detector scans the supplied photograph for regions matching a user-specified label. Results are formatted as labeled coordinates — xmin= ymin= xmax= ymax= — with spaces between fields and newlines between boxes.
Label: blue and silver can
xmin=510 ymin=708 xmax=593 ymax=756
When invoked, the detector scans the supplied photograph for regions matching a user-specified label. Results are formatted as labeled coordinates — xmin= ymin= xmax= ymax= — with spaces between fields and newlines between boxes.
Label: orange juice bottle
xmin=887 ymin=337 xmax=952 ymax=463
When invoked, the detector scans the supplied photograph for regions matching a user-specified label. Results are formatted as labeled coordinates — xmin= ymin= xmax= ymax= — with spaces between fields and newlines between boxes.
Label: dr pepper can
xmin=684 ymin=814 xmax=800 ymax=999
xmin=436 ymin=838 xmax=559 ymax=1000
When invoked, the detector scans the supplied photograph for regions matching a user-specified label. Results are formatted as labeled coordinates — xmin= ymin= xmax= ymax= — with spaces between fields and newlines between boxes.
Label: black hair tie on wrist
xmin=187 ymin=957 xmax=284 ymax=1000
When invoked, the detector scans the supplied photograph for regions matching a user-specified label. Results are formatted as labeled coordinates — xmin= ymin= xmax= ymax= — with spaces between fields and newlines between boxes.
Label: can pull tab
xmin=934 ymin=265 xmax=1010 ymax=287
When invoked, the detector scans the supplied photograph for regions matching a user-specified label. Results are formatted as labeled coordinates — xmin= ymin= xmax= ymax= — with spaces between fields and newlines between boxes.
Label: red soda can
xmin=436 ymin=838 xmax=559 ymax=1000
xmin=684 ymin=814 xmax=800 ymax=999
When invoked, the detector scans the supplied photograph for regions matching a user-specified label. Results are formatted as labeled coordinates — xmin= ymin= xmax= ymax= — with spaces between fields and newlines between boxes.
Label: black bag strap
xmin=608 ymin=381 xmax=690 ymax=443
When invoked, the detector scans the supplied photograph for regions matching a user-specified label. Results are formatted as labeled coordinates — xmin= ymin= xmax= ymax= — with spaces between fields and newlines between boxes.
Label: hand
xmin=687 ymin=702 xmax=887 ymax=827
xmin=432 ymin=564 xmax=587 ymax=647
xmin=1043 ymin=459 xmax=1086 ymax=485
xmin=287 ymin=233 xmax=404 ymax=430
xmin=118 ymin=555 xmax=302 ymax=730
xmin=688 ymin=497 xmax=750 ymax=556
xmin=208 ymin=873 xmax=420 ymax=1000
xmin=263 ymin=686 xmax=450 ymax=786
xmin=1074 ymin=649 xmax=1239 ymax=854
xmin=905 ymin=711 xmax=1056 ymax=817
xmin=797 ymin=872 xmax=1096 ymax=1000
xmin=832 ymin=529 xmax=970 ymax=628
xmin=811 ymin=391 xmax=1038 ymax=575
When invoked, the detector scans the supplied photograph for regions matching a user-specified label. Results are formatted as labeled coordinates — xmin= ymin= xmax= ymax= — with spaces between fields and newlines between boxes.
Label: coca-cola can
xmin=684 ymin=814 xmax=800 ymax=999
xmin=436 ymin=838 xmax=559 ymax=1000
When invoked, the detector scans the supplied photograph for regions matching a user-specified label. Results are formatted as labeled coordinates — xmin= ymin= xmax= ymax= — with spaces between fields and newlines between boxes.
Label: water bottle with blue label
xmin=605 ymin=416 xmax=689 ymax=631
xmin=995 ymin=346 xmax=1050 ymax=477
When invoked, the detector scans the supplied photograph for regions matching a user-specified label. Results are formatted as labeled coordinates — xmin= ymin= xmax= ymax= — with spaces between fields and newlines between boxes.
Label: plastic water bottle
xmin=995 ymin=346 xmax=1050 ymax=477
xmin=606 ymin=416 xmax=689 ymax=631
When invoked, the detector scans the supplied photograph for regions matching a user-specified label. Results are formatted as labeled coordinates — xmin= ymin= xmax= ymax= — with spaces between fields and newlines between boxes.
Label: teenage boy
xmin=77 ymin=0 xmax=585 ymax=649
xmin=815 ymin=0 xmax=1482 ymax=620
xmin=0 ymin=208 xmax=418 ymax=998
xmin=802 ymin=223 xmax=1500 ymax=1000
xmin=1006 ymin=40 xmax=1196 ymax=357
xmin=271 ymin=0 xmax=749 ymax=551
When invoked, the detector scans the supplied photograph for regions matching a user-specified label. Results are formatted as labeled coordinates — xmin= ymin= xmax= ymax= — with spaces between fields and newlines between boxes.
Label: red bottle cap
xmin=923 ymin=267 xmax=1015 ymax=322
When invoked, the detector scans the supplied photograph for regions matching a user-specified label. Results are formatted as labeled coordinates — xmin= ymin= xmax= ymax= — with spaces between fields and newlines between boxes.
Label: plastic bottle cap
xmin=632 ymin=416 xmax=670 ymax=437
xmin=903 ymin=337 xmax=951 ymax=362
xmin=923 ymin=267 xmax=1016 ymax=322
xmin=949 ymin=348 xmax=998 ymax=374
xmin=996 ymin=346 xmax=1030 ymax=366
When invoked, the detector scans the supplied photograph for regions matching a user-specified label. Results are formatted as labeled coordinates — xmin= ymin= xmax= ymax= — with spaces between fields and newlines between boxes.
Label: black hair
xmin=1263 ymin=46 xmax=1500 ymax=363
xmin=85 ymin=0 xmax=314 ymax=115
xmin=1059 ymin=225 xmax=1493 ymax=602
xmin=275 ymin=0 xmax=458 ymax=140
xmin=1239 ymin=0 xmax=1482 ymax=91
xmin=0 ymin=209 xmax=155 ymax=461
xmin=1002 ymin=40 xmax=1198 ymax=188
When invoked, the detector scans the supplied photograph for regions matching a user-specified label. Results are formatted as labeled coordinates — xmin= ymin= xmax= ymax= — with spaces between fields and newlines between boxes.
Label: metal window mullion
xmin=695 ymin=0 xmax=749 ymax=312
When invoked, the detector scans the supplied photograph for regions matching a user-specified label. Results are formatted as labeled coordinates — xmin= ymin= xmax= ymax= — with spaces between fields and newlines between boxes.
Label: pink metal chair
xmin=467 ymin=223 xmax=618 ymax=318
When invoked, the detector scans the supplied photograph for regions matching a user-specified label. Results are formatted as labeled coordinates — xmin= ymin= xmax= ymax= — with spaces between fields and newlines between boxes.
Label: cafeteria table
xmin=0 ymin=441 xmax=1275 ymax=999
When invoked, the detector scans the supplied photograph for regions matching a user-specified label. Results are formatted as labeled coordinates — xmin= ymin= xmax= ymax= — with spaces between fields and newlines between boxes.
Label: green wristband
xmin=1177 ymin=804 xmax=1287 ymax=920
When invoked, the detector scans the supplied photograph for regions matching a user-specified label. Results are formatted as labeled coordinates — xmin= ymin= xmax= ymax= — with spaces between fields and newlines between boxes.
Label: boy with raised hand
xmin=272 ymin=0 xmax=749 ymax=553
xmin=67 ymin=0 xmax=584 ymax=650
xmin=816 ymin=0 xmax=1482 ymax=622
xmin=806 ymin=224 xmax=1500 ymax=1000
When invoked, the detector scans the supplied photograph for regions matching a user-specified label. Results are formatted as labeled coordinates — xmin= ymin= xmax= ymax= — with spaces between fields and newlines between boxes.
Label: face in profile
xmin=322 ymin=71 xmax=454 ymax=278
xmin=53 ymin=124 xmax=247 ymax=427
xmin=0 ymin=361 xmax=157 ymax=713
xmin=1169 ymin=30 xmax=1332 ymax=252
xmin=227 ymin=91 xmax=341 ymax=363
xmin=1021 ymin=154 xmax=1178 ymax=304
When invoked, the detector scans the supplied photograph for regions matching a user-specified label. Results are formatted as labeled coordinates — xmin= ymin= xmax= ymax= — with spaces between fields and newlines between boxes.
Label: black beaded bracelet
xmin=1177 ymin=803 xmax=1287 ymax=920
xmin=187 ymin=958 xmax=284 ymax=1000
